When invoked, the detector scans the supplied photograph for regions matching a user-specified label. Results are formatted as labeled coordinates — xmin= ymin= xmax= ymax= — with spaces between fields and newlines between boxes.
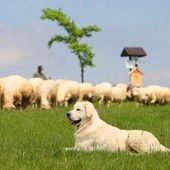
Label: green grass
xmin=0 ymin=102 xmax=170 ymax=170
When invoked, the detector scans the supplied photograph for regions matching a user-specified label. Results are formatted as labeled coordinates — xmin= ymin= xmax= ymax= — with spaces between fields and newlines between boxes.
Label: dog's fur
xmin=66 ymin=101 xmax=170 ymax=153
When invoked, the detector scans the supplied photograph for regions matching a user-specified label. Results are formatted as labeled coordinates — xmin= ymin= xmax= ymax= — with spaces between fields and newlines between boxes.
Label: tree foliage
xmin=41 ymin=8 xmax=101 ymax=82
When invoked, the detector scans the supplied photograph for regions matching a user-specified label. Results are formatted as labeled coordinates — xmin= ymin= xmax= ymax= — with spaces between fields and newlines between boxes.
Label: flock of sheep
xmin=0 ymin=75 xmax=170 ymax=109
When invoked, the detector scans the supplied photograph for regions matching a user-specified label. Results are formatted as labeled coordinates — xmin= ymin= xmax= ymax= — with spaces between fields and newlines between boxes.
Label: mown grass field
xmin=0 ymin=102 xmax=170 ymax=170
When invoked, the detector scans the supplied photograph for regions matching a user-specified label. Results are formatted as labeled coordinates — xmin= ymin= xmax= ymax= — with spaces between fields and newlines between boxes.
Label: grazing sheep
xmin=126 ymin=83 xmax=140 ymax=101
xmin=94 ymin=82 xmax=112 ymax=107
xmin=18 ymin=81 xmax=34 ymax=108
xmin=40 ymin=79 xmax=59 ymax=109
xmin=78 ymin=83 xmax=94 ymax=102
xmin=2 ymin=74 xmax=170 ymax=109
xmin=143 ymin=85 xmax=163 ymax=104
xmin=141 ymin=85 xmax=170 ymax=105
xmin=111 ymin=86 xmax=127 ymax=106
xmin=0 ymin=80 xmax=5 ymax=108
xmin=115 ymin=83 xmax=128 ymax=92
xmin=163 ymin=87 xmax=170 ymax=104
xmin=130 ymin=87 xmax=148 ymax=105
xmin=56 ymin=79 xmax=68 ymax=84
xmin=131 ymin=85 xmax=170 ymax=106
xmin=29 ymin=77 xmax=44 ymax=107
xmin=2 ymin=75 xmax=33 ymax=109
xmin=57 ymin=80 xmax=80 ymax=107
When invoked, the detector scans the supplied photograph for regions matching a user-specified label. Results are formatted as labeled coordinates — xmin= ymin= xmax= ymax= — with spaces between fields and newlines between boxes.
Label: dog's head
xmin=67 ymin=101 xmax=98 ymax=126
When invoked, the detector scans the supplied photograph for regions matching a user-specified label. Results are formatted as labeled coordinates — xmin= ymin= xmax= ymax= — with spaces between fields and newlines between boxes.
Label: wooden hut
xmin=129 ymin=67 xmax=143 ymax=87
xmin=120 ymin=47 xmax=147 ymax=87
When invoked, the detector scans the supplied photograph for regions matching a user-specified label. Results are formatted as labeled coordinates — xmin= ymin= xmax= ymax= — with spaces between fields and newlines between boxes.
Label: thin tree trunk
xmin=81 ymin=66 xmax=84 ymax=83
xmin=78 ymin=54 xmax=84 ymax=83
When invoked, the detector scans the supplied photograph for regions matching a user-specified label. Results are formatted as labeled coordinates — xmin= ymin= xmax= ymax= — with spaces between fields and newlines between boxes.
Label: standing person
xmin=33 ymin=65 xmax=47 ymax=80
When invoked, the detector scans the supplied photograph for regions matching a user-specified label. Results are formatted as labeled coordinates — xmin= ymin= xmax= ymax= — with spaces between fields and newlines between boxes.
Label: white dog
xmin=66 ymin=101 xmax=170 ymax=153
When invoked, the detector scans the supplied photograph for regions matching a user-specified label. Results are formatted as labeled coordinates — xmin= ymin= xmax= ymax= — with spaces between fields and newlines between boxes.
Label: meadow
xmin=0 ymin=102 xmax=170 ymax=170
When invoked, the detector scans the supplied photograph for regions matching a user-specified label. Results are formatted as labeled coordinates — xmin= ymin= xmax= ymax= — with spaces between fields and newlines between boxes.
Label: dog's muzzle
xmin=67 ymin=112 xmax=81 ymax=125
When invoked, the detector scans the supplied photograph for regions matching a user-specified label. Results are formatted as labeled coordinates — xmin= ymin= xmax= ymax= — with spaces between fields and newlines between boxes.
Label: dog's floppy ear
xmin=84 ymin=102 xmax=94 ymax=118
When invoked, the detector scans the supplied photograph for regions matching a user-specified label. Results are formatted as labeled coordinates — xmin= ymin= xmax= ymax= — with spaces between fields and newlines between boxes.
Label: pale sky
xmin=0 ymin=0 xmax=170 ymax=86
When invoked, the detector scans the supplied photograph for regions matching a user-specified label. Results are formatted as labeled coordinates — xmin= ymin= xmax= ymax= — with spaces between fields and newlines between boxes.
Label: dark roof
xmin=121 ymin=47 xmax=147 ymax=57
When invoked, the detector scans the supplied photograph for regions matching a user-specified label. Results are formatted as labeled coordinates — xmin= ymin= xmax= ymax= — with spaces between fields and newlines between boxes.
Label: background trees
xmin=41 ymin=8 xmax=101 ymax=82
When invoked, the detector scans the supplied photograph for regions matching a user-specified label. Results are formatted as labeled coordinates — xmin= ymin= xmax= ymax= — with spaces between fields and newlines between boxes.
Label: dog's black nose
xmin=67 ymin=112 xmax=71 ymax=117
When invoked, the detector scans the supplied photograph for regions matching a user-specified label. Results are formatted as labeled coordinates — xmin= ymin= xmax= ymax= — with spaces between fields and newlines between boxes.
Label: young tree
xmin=41 ymin=8 xmax=101 ymax=82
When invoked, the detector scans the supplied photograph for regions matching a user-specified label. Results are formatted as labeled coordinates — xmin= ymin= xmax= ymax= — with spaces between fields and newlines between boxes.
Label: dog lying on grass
xmin=66 ymin=101 xmax=170 ymax=153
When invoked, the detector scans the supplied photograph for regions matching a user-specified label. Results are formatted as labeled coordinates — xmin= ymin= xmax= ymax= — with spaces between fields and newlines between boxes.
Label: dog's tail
xmin=159 ymin=144 xmax=170 ymax=153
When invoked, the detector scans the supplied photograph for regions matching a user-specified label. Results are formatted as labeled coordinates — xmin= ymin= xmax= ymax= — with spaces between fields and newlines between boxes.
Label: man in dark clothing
xmin=33 ymin=65 xmax=47 ymax=80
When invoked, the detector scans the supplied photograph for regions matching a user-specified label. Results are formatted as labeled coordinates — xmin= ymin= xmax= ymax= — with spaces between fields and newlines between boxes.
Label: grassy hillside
xmin=0 ymin=102 xmax=170 ymax=170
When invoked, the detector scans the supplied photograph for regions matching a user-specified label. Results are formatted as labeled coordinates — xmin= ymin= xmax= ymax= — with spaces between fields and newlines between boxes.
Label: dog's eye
xmin=76 ymin=108 xmax=81 ymax=111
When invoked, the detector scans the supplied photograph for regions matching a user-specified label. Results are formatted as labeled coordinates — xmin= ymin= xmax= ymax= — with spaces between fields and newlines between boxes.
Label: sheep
xmin=2 ymin=75 xmax=33 ymax=109
xmin=57 ymin=80 xmax=80 ymax=107
xmin=111 ymin=86 xmax=127 ymax=106
xmin=56 ymin=79 xmax=68 ymax=84
xmin=29 ymin=77 xmax=44 ymax=107
xmin=0 ymin=80 xmax=5 ymax=108
xmin=40 ymin=79 xmax=59 ymax=109
xmin=78 ymin=83 xmax=94 ymax=102
xmin=18 ymin=81 xmax=34 ymax=108
xmin=131 ymin=87 xmax=148 ymax=105
xmin=141 ymin=85 xmax=170 ymax=105
xmin=115 ymin=83 xmax=128 ymax=92
xmin=163 ymin=87 xmax=170 ymax=104
xmin=94 ymin=82 xmax=112 ymax=107
xmin=131 ymin=85 xmax=170 ymax=106
xmin=126 ymin=83 xmax=140 ymax=101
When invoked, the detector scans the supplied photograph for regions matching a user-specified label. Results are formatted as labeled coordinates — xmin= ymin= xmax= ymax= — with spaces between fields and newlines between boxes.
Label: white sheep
xmin=141 ymin=85 xmax=170 ymax=105
xmin=131 ymin=87 xmax=148 ymax=105
xmin=78 ymin=83 xmax=94 ymax=102
xmin=40 ymin=79 xmax=59 ymax=109
xmin=115 ymin=83 xmax=128 ymax=92
xmin=126 ymin=83 xmax=140 ymax=101
xmin=57 ymin=80 xmax=80 ymax=107
xmin=111 ymin=86 xmax=127 ymax=106
xmin=94 ymin=82 xmax=112 ymax=107
xmin=29 ymin=77 xmax=44 ymax=107
xmin=0 ymin=79 xmax=5 ymax=108
xmin=56 ymin=79 xmax=68 ymax=84
xmin=145 ymin=85 xmax=163 ymax=104
xmin=163 ymin=87 xmax=170 ymax=104
xmin=2 ymin=75 xmax=33 ymax=109
xmin=132 ymin=85 xmax=170 ymax=106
